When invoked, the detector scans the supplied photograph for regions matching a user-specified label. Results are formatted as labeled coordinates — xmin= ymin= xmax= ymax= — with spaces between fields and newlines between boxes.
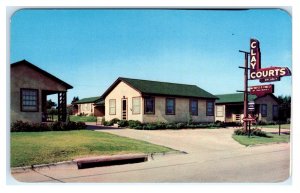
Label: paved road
xmin=11 ymin=127 xmax=290 ymax=183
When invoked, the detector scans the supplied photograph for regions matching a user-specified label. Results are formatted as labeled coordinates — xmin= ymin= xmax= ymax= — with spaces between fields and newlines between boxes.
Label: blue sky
xmin=10 ymin=9 xmax=292 ymax=104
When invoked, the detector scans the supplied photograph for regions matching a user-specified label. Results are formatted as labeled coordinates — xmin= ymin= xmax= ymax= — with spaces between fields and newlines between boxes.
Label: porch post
xmin=58 ymin=91 xmax=67 ymax=122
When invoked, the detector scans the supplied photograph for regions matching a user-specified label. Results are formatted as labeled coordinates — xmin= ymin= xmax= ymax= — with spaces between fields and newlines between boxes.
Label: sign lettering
xmin=250 ymin=84 xmax=274 ymax=97
xmin=249 ymin=38 xmax=291 ymax=81
xmin=250 ymin=67 xmax=291 ymax=80
xmin=250 ymin=39 xmax=261 ymax=75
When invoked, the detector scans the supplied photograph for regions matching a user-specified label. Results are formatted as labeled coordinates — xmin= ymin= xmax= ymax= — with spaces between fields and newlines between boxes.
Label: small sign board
xmin=248 ymin=101 xmax=255 ymax=112
xmin=250 ymin=84 xmax=274 ymax=97
xmin=260 ymin=77 xmax=281 ymax=83
xmin=242 ymin=114 xmax=256 ymax=122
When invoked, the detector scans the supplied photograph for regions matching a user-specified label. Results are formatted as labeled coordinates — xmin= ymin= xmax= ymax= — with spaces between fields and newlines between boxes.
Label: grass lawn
xmin=232 ymin=133 xmax=290 ymax=146
xmin=257 ymin=124 xmax=290 ymax=129
xmin=70 ymin=115 xmax=97 ymax=122
xmin=11 ymin=130 xmax=172 ymax=167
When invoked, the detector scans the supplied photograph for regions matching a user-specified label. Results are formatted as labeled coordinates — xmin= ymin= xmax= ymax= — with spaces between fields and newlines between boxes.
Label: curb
xmin=11 ymin=151 xmax=187 ymax=173
xmin=74 ymin=154 xmax=148 ymax=169
xmin=11 ymin=160 xmax=76 ymax=174
xmin=148 ymin=150 xmax=187 ymax=160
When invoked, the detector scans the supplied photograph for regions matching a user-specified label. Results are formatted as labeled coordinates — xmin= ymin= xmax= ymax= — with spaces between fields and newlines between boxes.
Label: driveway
xmin=99 ymin=127 xmax=243 ymax=154
xmin=11 ymin=127 xmax=290 ymax=183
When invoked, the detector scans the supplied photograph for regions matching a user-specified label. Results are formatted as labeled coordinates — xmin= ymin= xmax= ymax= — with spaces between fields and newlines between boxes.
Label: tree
xmin=277 ymin=95 xmax=291 ymax=123
xmin=46 ymin=99 xmax=57 ymax=109
xmin=71 ymin=96 xmax=79 ymax=104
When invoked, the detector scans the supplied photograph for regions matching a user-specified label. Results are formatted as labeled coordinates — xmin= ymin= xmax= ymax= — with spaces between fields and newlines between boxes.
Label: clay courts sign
xmin=249 ymin=39 xmax=291 ymax=82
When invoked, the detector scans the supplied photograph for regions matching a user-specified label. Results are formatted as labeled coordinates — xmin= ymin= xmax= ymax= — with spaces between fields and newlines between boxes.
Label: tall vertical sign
xmin=250 ymin=39 xmax=261 ymax=75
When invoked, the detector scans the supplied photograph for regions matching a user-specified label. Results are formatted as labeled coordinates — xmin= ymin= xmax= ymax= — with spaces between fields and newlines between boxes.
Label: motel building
xmin=10 ymin=60 xmax=73 ymax=123
xmin=74 ymin=96 xmax=105 ymax=117
xmin=215 ymin=93 xmax=279 ymax=123
xmin=101 ymin=77 xmax=218 ymax=123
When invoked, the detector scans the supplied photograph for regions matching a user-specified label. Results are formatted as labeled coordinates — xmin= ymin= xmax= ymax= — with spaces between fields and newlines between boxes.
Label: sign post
xmin=242 ymin=114 xmax=256 ymax=138
xmin=239 ymin=50 xmax=250 ymax=132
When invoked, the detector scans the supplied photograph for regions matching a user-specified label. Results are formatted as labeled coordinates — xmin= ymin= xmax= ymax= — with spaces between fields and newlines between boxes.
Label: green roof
xmin=102 ymin=77 xmax=217 ymax=99
xmin=74 ymin=96 xmax=101 ymax=104
xmin=94 ymin=99 xmax=105 ymax=106
xmin=216 ymin=93 xmax=257 ymax=104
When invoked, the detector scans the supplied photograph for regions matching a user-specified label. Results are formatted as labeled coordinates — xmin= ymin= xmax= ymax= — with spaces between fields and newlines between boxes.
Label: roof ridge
xmin=119 ymin=77 xmax=198 ymax=87
xmin=11 ymin=60 xmax=73 ymax=89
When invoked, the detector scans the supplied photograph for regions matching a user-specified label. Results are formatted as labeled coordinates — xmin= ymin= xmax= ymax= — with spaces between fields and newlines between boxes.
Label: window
xmin=190 ymin=99 xmax=198 ymax=116
xmin=20 ymin=88 xmax=39 ymax=112
xmin=132 ymin=97 xmax=141 ymax=114
xmin=109 ymin=99 xmax=116 ymax=115
xmin=216 ymin=105 xmax=224 ymax=117
xmin=273 ymin=105 xmax=279 ymax=119
xmin=84 ymin=104 xmax=90 ymax=111
xmin=261 ymin=104 xmax=267 ymax=117
xmin=166 ymin=98 xmax=175 ymax=115
xmin=206 ymin=101 xmax=214 ymax=116
xmin=144 ymin=97 xmax=155 ymax=114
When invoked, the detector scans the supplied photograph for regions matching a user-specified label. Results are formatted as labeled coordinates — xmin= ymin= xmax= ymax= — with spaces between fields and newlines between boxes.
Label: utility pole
xmin=238 ymin=50 xmax=250 ymax=132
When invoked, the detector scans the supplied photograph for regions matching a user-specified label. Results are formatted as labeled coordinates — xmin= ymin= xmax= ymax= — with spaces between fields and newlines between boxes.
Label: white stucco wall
xmin=142 ymin=97 xmax=215 ymax=123
xmin=105 ymin=81 xmax=143 ymax=122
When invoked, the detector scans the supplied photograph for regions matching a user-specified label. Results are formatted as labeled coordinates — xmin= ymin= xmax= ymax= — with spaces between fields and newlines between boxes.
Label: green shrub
xmin=103 ymin=121 xmax=110 ymax=126
xmin=156 ymin=122 xmax=167 ymax=129
xmin=126 ymin=120 xmax=225 ymax=130
xmin=128 ymin=120 xmax=142 ymax=128
xmin=143 ymin=123 xmax=158 ymax=130
xmin=176 ymin=122 xmax=186 ymax=129
xmin=110 ymin=118 xmax=120 ymax=124
xmin=251 ymin=128 xmax=269 ymax=137
xmin=234 ymin=128 xmax=269 ymax=137
xmin=11 ymin=120 xmax=86 ymax=132
xmin=118 ymin=120 xmax=129 ymax=127
xmin=75 ymin=122 xmax=87 ymax=130
xmin=133 ymin=125 xmax=143 ymax=130
xmin=165 ymin=123 xmax=176 ymax=129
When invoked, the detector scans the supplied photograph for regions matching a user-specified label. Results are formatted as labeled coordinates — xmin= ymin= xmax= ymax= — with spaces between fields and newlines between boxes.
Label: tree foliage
xmin=71 ymin=96 xmax=79 ymax=104
xmin=46 ymin=99 xmax=57 ymax=109
xmin=277 ymin=95 xmax=291 ymax=122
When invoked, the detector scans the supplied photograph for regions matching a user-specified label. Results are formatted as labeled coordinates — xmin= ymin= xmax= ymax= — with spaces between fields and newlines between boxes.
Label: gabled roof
xmin=101 ymin=77 xmax=218 ymax=99
xmin=216 ymin=93 xmax=257 ymax=104
xmin=11 ymin=60 xmax=73 ymax=89
xmin=74 ymin=96 xmax=101 ymax=104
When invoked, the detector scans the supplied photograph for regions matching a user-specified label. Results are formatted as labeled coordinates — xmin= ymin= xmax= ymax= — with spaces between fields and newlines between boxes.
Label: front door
xmin=122 ymin=99 xmax=127 ymax=120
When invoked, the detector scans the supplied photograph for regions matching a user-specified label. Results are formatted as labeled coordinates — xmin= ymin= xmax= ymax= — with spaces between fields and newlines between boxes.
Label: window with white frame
xmin=216 ymin=105 xmax=224 ymax=117
xmin=132 ymin=97 xmax=141 ymax=114
xmin=109 ymin=99 xmax=116 ymax=115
